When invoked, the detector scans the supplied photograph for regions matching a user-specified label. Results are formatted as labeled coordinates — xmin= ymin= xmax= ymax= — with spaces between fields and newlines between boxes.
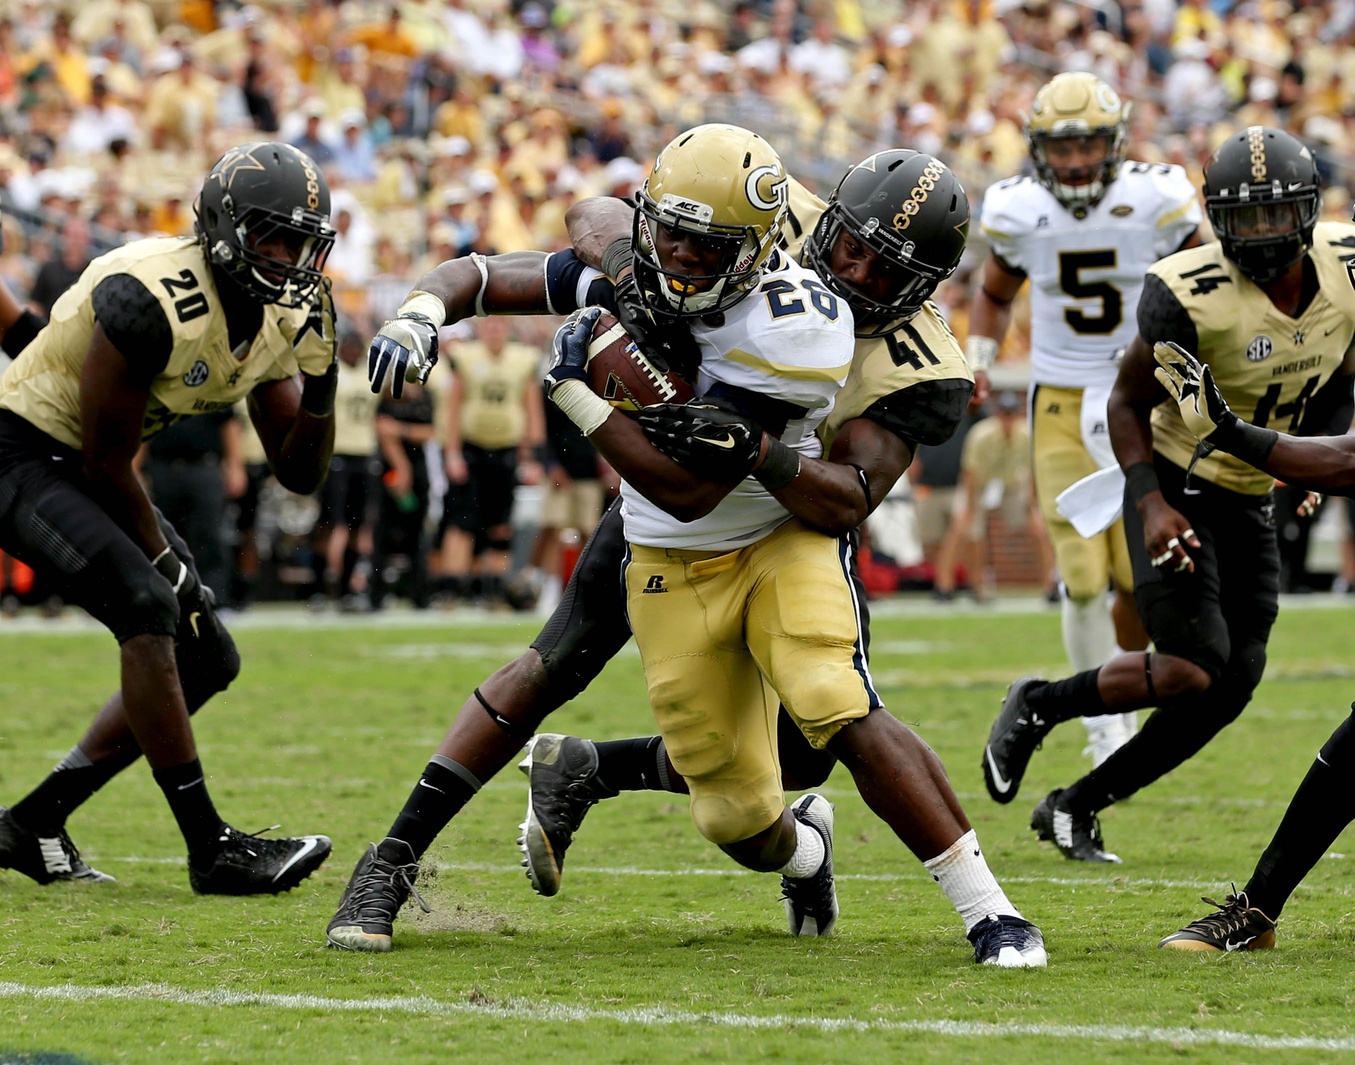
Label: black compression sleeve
xmin=92 ymin=274 xmax=174 ymax=378
xmin=859 ymin=378 xmax=974 ymax=448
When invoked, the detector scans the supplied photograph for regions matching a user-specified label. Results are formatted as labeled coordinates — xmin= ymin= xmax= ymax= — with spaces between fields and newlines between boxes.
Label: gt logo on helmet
xmin=745 ymin=164 xmax=788 ymax=212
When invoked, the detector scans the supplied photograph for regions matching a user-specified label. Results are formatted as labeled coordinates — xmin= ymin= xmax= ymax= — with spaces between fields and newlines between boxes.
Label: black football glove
xmin=639 ymin=399 xmax=763 ymax=482
xmin=613 ymin=272 xmax=702 ymax=383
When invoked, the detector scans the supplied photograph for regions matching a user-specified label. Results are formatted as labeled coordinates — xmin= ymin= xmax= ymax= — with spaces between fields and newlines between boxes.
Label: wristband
xmin=299 ymin=361 xmax=339 ymax=416
xmin=753 ymin=437 xmax=801 ymax=491
xmin=550 ymin=379 xmax=614 ymax=436
xmin=965 ymin=335 xmax=999 ymax=374
xmin=1124 ymin=461 xmax=1161 ymax=505
xmin=848 ymin=463 xmax=873 ymax=514
xmin=1215 ymin=420 xmax=1280 ymax=469
xmin=398 ymin=290 xmax=448 ymax=329
xmin=600 ymin=236 xmax=633 ymax=281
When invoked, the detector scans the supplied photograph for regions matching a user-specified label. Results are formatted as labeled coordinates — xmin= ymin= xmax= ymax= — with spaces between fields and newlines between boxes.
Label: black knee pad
xmin=111 ymin=566 xmax=180 ymax=643
xmin=175 ymin=586 xmax=240 ymax=711
xmin=1136 ymin=580 xmax=1228 ymax=679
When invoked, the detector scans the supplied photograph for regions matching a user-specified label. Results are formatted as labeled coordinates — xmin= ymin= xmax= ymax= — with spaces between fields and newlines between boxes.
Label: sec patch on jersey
xmin=586 ymin=311 xmax=695 ymax=411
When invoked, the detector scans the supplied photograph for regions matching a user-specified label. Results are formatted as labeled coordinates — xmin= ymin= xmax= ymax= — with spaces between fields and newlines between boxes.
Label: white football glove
xmin=1152 ymin=340 xmax=1238 ymax=444
xmin=368 ymin=313 xmax=439 ymax=398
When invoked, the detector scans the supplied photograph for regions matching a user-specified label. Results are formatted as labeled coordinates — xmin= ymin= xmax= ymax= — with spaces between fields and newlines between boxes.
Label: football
xmin=585 ymin=310 xmax=695 ymax=411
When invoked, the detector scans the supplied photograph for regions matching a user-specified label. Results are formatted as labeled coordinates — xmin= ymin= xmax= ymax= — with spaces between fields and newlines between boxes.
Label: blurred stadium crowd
xmin=5 ymin=0 xmax=1355 ymax=612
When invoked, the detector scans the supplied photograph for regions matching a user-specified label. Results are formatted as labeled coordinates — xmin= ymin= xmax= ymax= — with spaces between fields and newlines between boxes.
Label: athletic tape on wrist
xmin=398 ymin=289 xmax=448 ymax=329
xmin=965 ymin=335 xmax=999 ymax=373
xmin=551 ymin=379 xmax=613 ymax=436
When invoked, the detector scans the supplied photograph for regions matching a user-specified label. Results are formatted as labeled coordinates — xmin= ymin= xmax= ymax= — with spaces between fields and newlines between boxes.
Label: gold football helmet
xmin=632 ymin=123 xmax=789 ymax=318
xmin=1025 ymin=71 xmax=1129 ymax=210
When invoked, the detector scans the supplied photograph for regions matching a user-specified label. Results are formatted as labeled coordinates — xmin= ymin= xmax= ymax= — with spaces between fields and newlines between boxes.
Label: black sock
xmin=594 ymin=737 xmax=674 ymax=793
xmin=1026 ymin=667 xmax=1107 ymax=724
xmin=151 ymin=758 xmax=224 ymax=859
xmin=10 ymin=746 xmax=140 ymax=835
xmin=386 ymin=756 xmax=481 ymax=860
xmin=1245 ymin=750 xmax=1355 ymax=919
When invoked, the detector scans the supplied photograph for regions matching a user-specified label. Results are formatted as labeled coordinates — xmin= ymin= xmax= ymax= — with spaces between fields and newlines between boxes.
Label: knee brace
xmin=112 ymin=567 xmax=180 ymax=643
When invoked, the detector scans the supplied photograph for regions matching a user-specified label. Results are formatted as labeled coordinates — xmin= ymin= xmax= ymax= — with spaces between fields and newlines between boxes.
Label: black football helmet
xmin=803 ymin=149 xmax=970 ymax=337
xmin=195 ymin=141 xmax=335 ymax=307
xmin=1204 ymin=126 xmax=1320 ymax=285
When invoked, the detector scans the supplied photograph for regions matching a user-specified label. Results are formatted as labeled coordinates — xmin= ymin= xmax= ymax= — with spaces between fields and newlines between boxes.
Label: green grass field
xmin=1 ymin=598 xmax=1354 ymax=1064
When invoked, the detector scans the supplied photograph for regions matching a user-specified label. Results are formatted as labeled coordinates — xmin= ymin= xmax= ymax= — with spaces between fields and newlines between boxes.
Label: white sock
xmin=923 ymin=829 xmax=1019 ymax=933
xmin=777 ymin=818 xmax=825 ymax=878
xmin=1062 ymin=592 xmax=1117 ymax=672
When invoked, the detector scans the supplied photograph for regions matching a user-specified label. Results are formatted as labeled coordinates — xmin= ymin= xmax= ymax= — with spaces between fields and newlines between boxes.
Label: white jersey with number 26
xmin=621 ymin=249 xmax=855 ymax=551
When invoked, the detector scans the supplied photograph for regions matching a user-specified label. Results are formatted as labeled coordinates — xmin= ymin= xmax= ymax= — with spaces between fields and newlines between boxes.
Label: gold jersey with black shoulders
xmin=334 ymin=360 xmax=381 ymax=457
xmin=0 ymin=236 xmax=334 ymax=451
xmin=1146 ymin=221 xmax=1355 ymax=495
xmin=781 ymin=177 xmax=974 ymax=450
xmin=448 ymin=339 xmax=541 ymax=450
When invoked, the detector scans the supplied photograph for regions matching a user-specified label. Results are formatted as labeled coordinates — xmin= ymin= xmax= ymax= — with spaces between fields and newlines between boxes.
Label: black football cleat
xmin=517 ymin=734 xmax=618 ymax=897
xmin=1030 ymin=789 xmax=1121 ymax=863
xmin=1159 ymin=890 xmax=1276 ymax=951
xmin=983 ymin=676 xmax=1051 ymax=804
xmin=326 ymin=839 xmax=429 ymax=952
xmin=0 ymin=807 xmax=114 ymax=884
xmin=189 ymin=825 xmax=331 ymax=895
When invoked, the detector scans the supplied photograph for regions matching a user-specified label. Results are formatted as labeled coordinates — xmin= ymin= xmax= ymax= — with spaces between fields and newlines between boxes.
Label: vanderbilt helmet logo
xmin=183 ymin=360 xmax=210 ymax=386
xmin=745 ymin=164 xmax=788 ymax=211
xmin=1247 ymin=126 xmax=1267 ymax=183
xmin=892 ymin=157 xmax=947 ymax=232
xmin=1245 ymin=335 xmax=1273 ymax=362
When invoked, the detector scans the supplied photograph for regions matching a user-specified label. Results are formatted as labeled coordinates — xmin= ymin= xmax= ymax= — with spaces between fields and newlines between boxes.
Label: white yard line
xmin=0 ymin=593 xmax=1344 ymax=636
xmin=0 ymin=981 xmax=1348 ymax=1051
xmin=98 ymin=854 xmax=1350 ymax=894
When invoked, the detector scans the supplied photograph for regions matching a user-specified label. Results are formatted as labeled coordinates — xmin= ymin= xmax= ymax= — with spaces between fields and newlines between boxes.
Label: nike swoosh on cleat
xmin=984 ymin=747 xmax=1013 ymax=794
xmin=272 ymin=837 xmax=320 ymax=882
xmin=1225 ymin=935 xmax=1257 ymax=951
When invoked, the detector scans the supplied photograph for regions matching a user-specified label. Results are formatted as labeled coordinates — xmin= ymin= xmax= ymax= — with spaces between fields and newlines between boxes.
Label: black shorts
xmin=1124 ymin=454 xmax=1279 ymax=678
xmin=319 ymin=453 xmax=381 ymax=530
xmin=234 ymin=462 xmax=271 ymax=533
xmin=0 ymin=410 xmax=196 ymax=640
xmin=442 ymin=443 xmax=517 ymax=536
